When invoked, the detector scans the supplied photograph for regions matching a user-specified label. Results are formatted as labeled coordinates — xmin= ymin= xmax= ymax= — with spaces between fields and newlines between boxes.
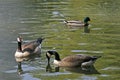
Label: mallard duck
xmin=14 ymin=36 xmax=44 ymax=74
xmin=46 ymin=51 xmax=101 ymax=68
xmin=64 ymin=17 xmax=90 ymax=27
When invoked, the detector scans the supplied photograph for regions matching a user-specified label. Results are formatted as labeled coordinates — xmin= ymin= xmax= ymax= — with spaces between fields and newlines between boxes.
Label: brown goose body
xmin=46 ymin=51 xmax=101 ymax=68
xmin=56 ymin=54 xmax=92 ymax=67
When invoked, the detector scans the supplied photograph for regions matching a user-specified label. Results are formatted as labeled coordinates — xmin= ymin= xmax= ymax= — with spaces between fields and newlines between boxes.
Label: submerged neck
xmin=18 ymin=42 xmax=22 ymax=52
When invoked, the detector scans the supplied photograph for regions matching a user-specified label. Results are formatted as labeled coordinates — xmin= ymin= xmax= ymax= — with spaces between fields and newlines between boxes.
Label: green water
xmin=1 ymin=0 xmax=119 ymax=80
xmin=31 ymin=0 xmax=120 ymax=80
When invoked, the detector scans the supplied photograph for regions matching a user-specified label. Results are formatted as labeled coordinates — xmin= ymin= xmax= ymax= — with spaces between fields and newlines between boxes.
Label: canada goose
xmin=46 ymin=51 xmax=101 ymax=68
xmin=64 ymin=17 xmax=90 ymax=27
xmin=14 ymin=36 xmax=44 ymax=74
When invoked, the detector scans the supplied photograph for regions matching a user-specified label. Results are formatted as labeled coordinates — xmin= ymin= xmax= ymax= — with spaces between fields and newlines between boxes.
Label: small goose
xmin=14 ymin=36 xmax=44 ymax=74
xmin=64 ymin=17 xmax=90 ymax=27
xmin=46 ymin=51 xmax=101 ymax=68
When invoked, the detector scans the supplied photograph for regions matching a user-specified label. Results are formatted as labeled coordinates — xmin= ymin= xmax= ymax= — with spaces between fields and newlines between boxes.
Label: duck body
xmin=64 ymin=20 xmax=84 ymax=27
xmin=64 ymin=17 xmax=90 ymax=28
xmin=46 ymin=51 xmax=101 ymax=68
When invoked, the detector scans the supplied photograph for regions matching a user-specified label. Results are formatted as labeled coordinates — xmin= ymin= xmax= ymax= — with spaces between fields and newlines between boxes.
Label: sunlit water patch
xmin=81 ymin=75 xmax=98 ymax=80
xmin=4 ymin=64 xmax=41 ymax=74
xmin=71 ymin=50 xmax=103 ymax=53
xmin=19 ymin=32 xmax=37 ymax=35
xmin=20 ymin=20 xmax=42 ymax=25
xmin=101 ymin=67 xmax=120 ymax=70
xmin=100 ymin=74 xmax=109 ymax=77
xmin=91 ymin=28 xmax=103 ymax=30
xmin=41 ymin=72 xmax=71 ymax=76
xmin=78 ymin=43 xmax=88 ymax=46
xmin=21 ymin=73 xmax=40 ymax=80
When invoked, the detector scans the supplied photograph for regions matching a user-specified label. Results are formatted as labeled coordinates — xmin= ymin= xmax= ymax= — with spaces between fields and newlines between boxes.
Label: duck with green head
xmin=64 ymin=17 xmax=91 ymax=33
xmin=64 ymin=17 xmax=90 ymax=27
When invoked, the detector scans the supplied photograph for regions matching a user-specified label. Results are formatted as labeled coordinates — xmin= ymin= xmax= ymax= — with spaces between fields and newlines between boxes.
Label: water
xmin=0 ymin=0 xmax=120 ymax=80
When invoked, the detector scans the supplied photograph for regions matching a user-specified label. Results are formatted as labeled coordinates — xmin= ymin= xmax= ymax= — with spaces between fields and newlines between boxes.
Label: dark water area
xmin=0 ymin=0 xmax=120 ymax=80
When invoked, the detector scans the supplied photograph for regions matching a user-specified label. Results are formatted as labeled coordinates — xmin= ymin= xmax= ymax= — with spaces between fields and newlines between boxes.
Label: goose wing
xmin=62 ymin=54 xmax=92 ymax=63
xmin=22 ymin=41 xmax=34 ymax=49
xmin=22 ymin=41 xmax=40 ymax=51
xmin=58 ymin=54 xmax=92 ymax=67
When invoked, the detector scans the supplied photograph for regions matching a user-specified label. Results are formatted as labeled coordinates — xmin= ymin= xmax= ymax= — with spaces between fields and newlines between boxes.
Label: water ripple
xmin=21 ymin=73 xmax=40 ymax=80
xmin=41 ymin=72 xmax=71 ymax=76
xmin=71 ymin=50 xmax=103 ymax=53
xmin=102 ymin=67 xmax=120 ymax=70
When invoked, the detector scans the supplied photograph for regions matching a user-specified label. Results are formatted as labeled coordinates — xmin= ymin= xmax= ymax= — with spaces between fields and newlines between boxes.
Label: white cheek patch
xmin=46 ymin=52 xmax=51 ymax=57
xmin=17 ymin=38 xmax=20 ymax=42
xmin=17 ymin=38 xmax=22 ymax=42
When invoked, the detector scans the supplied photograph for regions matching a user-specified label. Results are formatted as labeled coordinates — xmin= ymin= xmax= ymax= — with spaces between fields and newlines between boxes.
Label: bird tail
xmin=63 ymin=20 xmax=68 ymax=23
xmin=92 ymin=56 xmax=101 ymax=61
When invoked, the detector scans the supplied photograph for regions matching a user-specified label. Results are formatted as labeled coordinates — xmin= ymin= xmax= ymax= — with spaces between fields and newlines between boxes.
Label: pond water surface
xmin=0 ymin=0 xmax=120 ymax=80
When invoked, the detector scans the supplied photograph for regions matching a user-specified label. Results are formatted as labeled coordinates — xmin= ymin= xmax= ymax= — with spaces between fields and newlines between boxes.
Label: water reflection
xmin=46 ymin=63 xmax=100 ymax=74
xmin=46 ymin=63 xmax=59 ymax=73
xmin=71 ymin=50 xmax=103 ymax=53
xmin=21 ymin=73 xmax=40 ymax=80
xmin=1 ymin=0 xmax=119 ymax=79
xmin=15 ymin=55 xmax=40 ymax=74
xmin=65 ymin=66 xmax=100 ymax=74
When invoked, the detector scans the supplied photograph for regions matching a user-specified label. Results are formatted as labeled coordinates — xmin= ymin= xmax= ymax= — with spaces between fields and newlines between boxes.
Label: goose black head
xmin=46 ymin=51 xmax=54 ymax=64
xmin=46 ymin=51 xmax=55 ymax=59
xmin=37 ymin=37 xmax=45 ymax=44
xmin=46 ymin=50 xmax=60 ymax=64
xmin=84 ymin=17 xmax=90 ymax=23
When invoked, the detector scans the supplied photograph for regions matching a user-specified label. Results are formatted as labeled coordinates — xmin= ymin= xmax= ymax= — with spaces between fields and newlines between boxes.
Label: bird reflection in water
xmin=46 ymin=63 xmax=100 ymax=74
xmin=16 ymin=56 xmax=39 ymax=74
xmin=65 ymin=65 xmax=100 ymax=74
xmin=46 ymin=63 xmax=59 ymax=73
